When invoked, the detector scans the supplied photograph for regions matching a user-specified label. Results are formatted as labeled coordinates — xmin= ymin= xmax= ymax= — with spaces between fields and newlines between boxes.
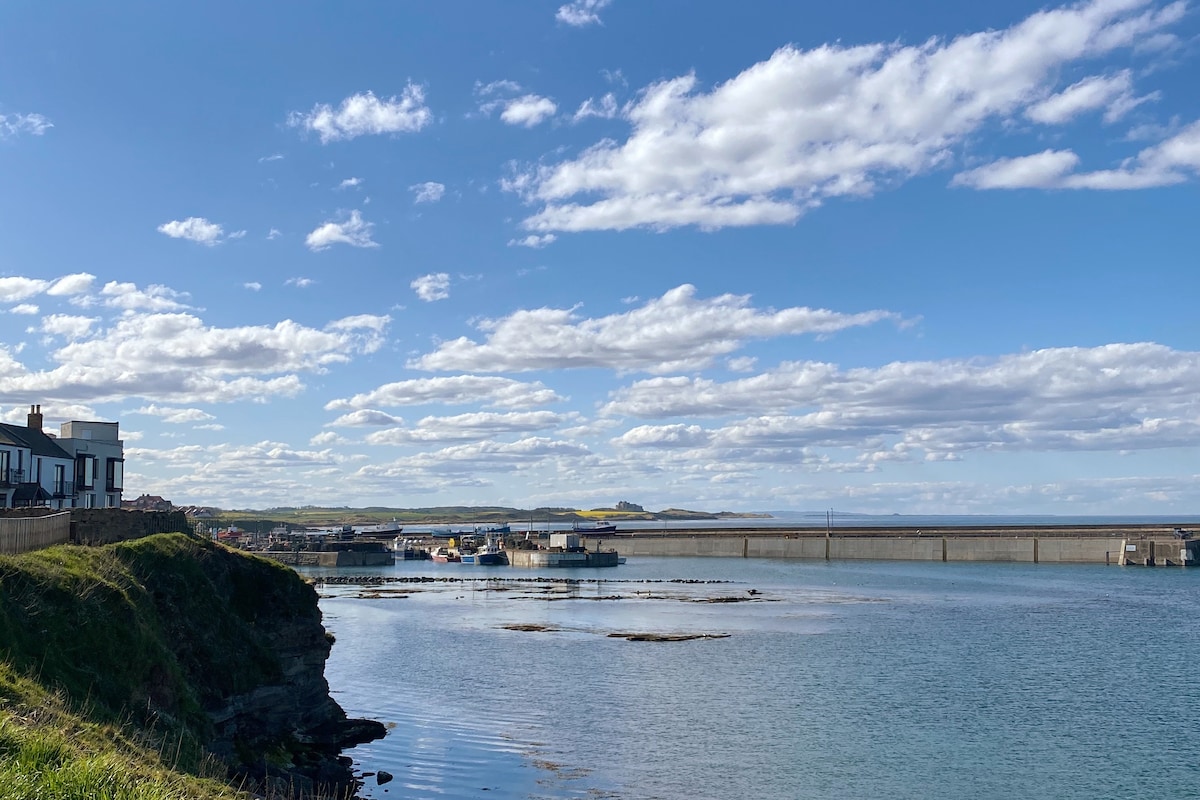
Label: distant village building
xmin=123 ymin=494 xmax=173 ymax=512
xmin=0 ymin=405 xmax=125 ymax=510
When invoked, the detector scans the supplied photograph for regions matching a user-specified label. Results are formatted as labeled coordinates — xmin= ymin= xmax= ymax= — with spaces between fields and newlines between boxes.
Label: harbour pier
xmin=582 ymin=524 xmax=1200 ymax=566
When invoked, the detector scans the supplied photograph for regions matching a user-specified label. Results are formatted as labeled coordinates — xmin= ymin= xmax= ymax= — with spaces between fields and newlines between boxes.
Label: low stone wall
xmin=0 ymin=508 xmax=189 ymax=547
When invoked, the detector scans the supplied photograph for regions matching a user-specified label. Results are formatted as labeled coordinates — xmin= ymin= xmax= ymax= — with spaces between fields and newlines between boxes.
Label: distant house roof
xmin=0 ymin=423 xmax=72 ymax=460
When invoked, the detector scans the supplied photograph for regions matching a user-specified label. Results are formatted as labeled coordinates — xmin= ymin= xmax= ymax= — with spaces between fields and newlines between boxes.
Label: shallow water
xmin=318 ymin=557 xmax=1200 ymax=799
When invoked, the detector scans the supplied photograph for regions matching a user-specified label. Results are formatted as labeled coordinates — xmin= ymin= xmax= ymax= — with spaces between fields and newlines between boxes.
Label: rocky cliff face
xmin=0 ymin=533 xmax=384 ymax=798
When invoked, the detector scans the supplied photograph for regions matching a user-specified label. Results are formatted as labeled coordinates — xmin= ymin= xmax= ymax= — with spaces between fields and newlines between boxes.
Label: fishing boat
xmin=430 ymin=546 xmax=460 ymax=563
xmin=473 ymin=532 xmax=508 ymax=566
xmin=355 ymin=519 xmax=403 ymax=536
xmin=572 ymin=521 xmax=618 ymax=534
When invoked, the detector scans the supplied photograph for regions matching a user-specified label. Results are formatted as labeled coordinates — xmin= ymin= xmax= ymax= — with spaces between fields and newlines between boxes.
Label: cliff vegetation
xmin=0 ymin=533 xmax=382 ymax=798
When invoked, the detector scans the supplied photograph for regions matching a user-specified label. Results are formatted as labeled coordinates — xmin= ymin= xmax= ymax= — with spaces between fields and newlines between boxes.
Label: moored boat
xmin=474 ymin=532 xmax=508 ymax=566
xmin=572 ymin=521 xmax=618 ymax=534
xmin=430 ymin=546 xmax=460 ymax=563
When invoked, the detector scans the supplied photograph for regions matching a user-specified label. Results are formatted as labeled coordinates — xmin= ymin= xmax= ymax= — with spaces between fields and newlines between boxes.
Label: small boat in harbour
xmin=430 ymin=546 xmax=460 ymax=563
xmin=473 ymin=532 xmax=508 ymax=566
xmin=572 ymin=520 xmax=618 ymax=534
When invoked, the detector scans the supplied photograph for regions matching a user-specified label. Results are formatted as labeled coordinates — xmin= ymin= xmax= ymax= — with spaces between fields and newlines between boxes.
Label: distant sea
xmin=317 ymin=555 xmax=1200 ymax=799
xmin=402 ymin=513 xmax=1200 ymax=534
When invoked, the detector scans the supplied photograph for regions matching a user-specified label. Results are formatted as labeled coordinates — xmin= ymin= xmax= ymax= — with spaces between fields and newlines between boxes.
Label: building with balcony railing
xmin=0 ymin=405 xmax=124 ymax=510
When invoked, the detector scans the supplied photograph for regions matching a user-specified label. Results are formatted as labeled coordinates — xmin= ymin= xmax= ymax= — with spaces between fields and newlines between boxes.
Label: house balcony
xmin=0 ymin=469 xmax=26 ymax=487
xmin=53 ymin=480 xmax=75 ymax=498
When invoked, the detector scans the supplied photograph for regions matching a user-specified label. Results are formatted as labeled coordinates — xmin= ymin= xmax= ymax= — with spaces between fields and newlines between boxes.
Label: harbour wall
xmin=592 ymin=528 xmax=1200 ymax=565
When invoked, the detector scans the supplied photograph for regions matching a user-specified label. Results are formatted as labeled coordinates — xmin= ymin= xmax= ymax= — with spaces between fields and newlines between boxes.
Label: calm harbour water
xmin=317 ymin=557 xmax=1200 ymax=800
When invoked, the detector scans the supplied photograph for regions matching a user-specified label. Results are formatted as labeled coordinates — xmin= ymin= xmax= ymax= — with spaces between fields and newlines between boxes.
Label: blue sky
xmin=2 ymin=0 xmax=1199 ymax=514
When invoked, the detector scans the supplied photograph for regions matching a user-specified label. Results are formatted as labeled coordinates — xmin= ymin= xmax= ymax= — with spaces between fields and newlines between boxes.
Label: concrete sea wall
xmin=600 ymin=527 xmax=1199 ymax=565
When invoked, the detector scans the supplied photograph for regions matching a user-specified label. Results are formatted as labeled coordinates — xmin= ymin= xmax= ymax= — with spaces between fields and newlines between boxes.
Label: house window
xmin=0 ymin=450 xmax=8 ymax=483
xmin=76 ymin=456 xmax=95 ymax=490
xmin=106 ymin=459 xmax=123 ymax=492
xmin=84 ymin=493 xmax=94 ymax=509
xmin=54 ymin=464 xmax=66 ymax=496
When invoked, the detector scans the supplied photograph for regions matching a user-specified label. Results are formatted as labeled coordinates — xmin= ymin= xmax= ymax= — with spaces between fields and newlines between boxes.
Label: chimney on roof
xmin=27 ymin=404 xmax=42 ymax=431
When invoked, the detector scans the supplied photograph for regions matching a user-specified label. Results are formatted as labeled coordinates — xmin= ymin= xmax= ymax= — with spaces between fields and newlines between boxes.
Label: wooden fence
xmin=0 ymin=512 xmax=72 ymax=555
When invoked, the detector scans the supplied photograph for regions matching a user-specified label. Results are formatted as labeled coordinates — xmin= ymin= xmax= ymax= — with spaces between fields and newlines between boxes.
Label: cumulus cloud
xmin=0 ymin=277 xmax=50 ymax=303
xmin=337 ymin=177 xmax=363 ymax=190
xmin=157 ymin=217 xmax=232 ymax=246
xmin=509 ymin=0 xmax=1187 ymax=232
xmin=288 ymin=86 xmax=432 ymax=143
xmin=556 ymin=0 xmax=611 ymax=26
xmin=39 ymin=314 xmax=97 ymax=340
xmin=326 ymin=375 xmax=563 ymax=411
xmin=46 ymin=273 xmax=95 ymax=296
xmin=355 ymin=437 xmax=591 ymax=480
xmin=411 ymin=273 xmax=450 ymax=302
xmin=244 ymin=282 xmax=262 ymax=291
xmin=411 ymin=284 xmax=902 ymax=373
xmin=507 ymin=234 xmax=556 ymax=249
xmin=364 ymin=411 xmax=566 ymax=445
xmin=101 ymin=281 xmax=191 ymax=312
xmin=0 ymin=311 xmax=388 ymax=405
xmin=600 ymin=342 xmax=1200 ymax=460
xmin=410 ymin=181 xmax=446 ymax=204
xmin=131 ymin=404 xmax=216 ymax=424
xmin=0 ymin=112 xmax=52 ymax=137
xmin=955 ymin=120 xmax=1200 ymax=190
xmin=8 ymin=304 xmax=37 ymax=315
xmin=475 ymin=82 xmax=558 ymax=127
xmin=305 ymin=210 xmax=378 ymax=251
xmin=1025 ymin=69 xmax=1147 ymax=125
xmin=500 ymin=95 xmax=558 ymax=127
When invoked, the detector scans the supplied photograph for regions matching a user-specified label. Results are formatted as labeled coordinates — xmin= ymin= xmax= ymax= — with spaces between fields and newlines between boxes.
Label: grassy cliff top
xmin=0 ymin=534 xmax=325 ymax=799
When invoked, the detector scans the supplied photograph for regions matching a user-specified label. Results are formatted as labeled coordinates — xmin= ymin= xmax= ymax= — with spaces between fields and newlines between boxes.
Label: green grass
xmin=0 ymin=534 xmax=337 ymax=799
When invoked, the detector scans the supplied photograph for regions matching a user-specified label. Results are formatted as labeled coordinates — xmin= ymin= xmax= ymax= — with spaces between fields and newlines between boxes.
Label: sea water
xmin=318 ymin=557 xmax=1200 ymax=799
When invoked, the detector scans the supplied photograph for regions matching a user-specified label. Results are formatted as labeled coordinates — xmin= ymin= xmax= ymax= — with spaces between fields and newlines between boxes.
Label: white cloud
xmin=952 ymin=150 xmax=1082 ymax=190
xmin=328 ymin=409 xmax=407 ymax=427
xmin=258 ymin=153 xmax=284 ymax=163
xmin=411 ymin=284 xmax=902 ymax=374
xmin=285 ymin=277 xmax=315 ymax=288
xmin=131 ymin=404 xmax=216 ymax=424
xmin=573 ymin=93 xmax=620 ymax=122
xmin=0 ymin=277 xmax=50 ymax=303
xmin=612 ymin=423 xmax=711 ymax=448
xmin=101 ymin=281 xmax=191 ymax=312
xmin=157 ymin=217 xmax=231 ymax=246
xmin=955 ymin=120 xmax=1200 ymax=190
xmin=410 ymin=181 xmax=446 ymax=204
xmin=337 ymin=177 xmax=363 ymax=190
xmin=411 ymin=272 xmax=450 ymax=302
xmin=9 ymin=304 xmax=37 ymax=315
xmin=326 ymin=375 xmax=563 ymax=411
xmin=267 ymin=228 xmax=282 ymax=240
xmin=500 ymin=95 xmax=558 ymax=127
xmin=46 ymin=273 xmax=95 ymax=296
xmin=0 ymin=113 xmax=52 ymax=137
xmin=288 ymin=86 xmax=432 ymax=143
xmin=556 ymin=0 xmax=611 ymax=26
xmin=305 ymin=210 xmax=378 ymax=251
xmin=599 ymin=342 xmax=1200 ymax=460
xmin=0 ymin=309 xmax=388 ymax=406
xmin=508 ymin=234 xmax=556 ymax=249
xmin=364 ymin=411 xmax=566 ymax=445
xmin=511 ymin=0 xmax=1187 ymax=232
xmin=1025 ymin=70 xmax=1142 ymax=125
xmin=244 ymin=282 xmax=262 ymax=291
xmin=39 ymin=314 xmax=97 ymax=340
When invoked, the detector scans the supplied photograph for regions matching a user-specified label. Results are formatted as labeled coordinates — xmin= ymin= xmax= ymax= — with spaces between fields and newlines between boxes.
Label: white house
xmin=0 ymin=405 xmax=124 ymax=510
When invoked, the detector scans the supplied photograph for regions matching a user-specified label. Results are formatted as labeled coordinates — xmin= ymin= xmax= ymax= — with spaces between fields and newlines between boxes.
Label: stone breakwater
xmin=593 ymin=525 xmax=1198 ymax=565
